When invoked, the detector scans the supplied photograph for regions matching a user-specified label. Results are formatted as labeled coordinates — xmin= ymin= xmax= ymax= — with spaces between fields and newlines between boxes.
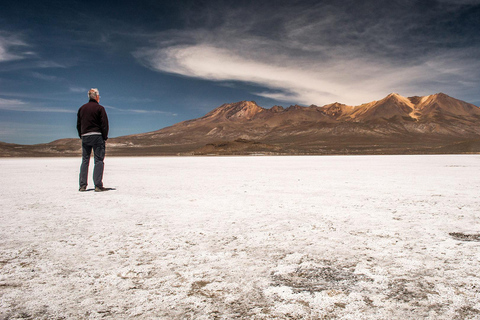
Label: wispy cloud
xmin=35 ymin=61 xmax=67 ymax=69
xmin=134 ymin=0 xmax=480 ymax=105
xmin=0 ymin=32 xmax=29 ymax=62
xmin=0 ymin=30 xmax=69 ymax=72
xmin=0 ymin=97 xmax=25 ymax=107
xmin=0 ymin=97 xmax=75 ymax=113
xmin=30 ymin=72 xmax=60 ymax=81
xmin=69 ymin=86 xmax=87 ymax=93
xmin=105 ymin=105 xmax=177 ymax=116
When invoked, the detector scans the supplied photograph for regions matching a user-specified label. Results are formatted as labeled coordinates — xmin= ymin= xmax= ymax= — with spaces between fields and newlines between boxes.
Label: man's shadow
xmin=84 ymin=187 xmax=116 ymax=192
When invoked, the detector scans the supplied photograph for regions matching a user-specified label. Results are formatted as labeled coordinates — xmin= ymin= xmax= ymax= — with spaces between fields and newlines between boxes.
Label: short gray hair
xmin=88 ymin=88 xmax=99 ymax=100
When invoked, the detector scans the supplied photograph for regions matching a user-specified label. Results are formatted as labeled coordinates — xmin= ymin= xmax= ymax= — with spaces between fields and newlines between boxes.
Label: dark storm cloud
xmin=136 ymin=0 xmax=480 ymax=105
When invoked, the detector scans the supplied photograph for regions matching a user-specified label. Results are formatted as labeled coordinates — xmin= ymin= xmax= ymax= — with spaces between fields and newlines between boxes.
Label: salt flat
xmin=1 ymin=155 xmax=480 ymax=319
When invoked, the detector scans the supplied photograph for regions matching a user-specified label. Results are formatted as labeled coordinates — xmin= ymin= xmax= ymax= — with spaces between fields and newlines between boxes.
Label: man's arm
xmin=100 ymin=107 xmax=109 ymax=141
xmin=76 ymin=110 xmax=82 ymax=138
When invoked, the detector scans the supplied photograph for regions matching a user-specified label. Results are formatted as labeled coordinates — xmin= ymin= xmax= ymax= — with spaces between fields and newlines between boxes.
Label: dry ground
xmin=1 ymin=155 xmax=480 ymax=319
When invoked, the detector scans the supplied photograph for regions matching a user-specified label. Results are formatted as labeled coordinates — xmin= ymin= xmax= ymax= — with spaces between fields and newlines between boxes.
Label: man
xmin=77 ymin=88 xmax=109 ymax=192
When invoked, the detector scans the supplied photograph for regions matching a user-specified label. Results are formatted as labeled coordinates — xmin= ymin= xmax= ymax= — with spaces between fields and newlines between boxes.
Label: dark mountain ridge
xmin=2 ymin=93 xmax=480 ymax=156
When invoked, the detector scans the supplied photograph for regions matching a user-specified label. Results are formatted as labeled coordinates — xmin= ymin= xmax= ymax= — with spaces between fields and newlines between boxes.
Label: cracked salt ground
xmin=1 ymin=155 xmax=480 ymax=319
xmin=270 ymin=260 xmax=373 ymax=294
xmin=449 ymin=232 xmax=480 ymax=242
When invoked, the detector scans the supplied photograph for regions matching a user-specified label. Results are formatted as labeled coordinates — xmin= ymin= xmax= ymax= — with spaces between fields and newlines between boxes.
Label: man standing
xmin=77 ymin=88 xmax=109 ymax=192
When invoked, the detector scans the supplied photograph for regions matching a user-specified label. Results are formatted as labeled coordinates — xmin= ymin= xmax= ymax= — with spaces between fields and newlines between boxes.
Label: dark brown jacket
xmin=77 ymin=100 xmax=109 ymax=140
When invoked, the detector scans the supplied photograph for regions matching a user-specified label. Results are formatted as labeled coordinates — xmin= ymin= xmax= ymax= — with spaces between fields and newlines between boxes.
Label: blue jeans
xmin=79 ymin=135 xmax=105 ymax=188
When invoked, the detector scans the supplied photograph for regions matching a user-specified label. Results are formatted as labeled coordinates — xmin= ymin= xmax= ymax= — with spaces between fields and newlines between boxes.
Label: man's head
xmin=88 ymin=88 xmax=100 ymax=102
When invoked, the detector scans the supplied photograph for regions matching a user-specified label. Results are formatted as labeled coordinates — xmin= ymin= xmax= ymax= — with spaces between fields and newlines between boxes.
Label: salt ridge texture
xmin=1 ymin=155 xmax=480 ymax=319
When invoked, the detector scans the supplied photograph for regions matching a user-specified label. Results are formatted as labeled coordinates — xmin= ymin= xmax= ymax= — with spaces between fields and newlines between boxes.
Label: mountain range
xmin=2 ymin=92 xmax=480 ymax=156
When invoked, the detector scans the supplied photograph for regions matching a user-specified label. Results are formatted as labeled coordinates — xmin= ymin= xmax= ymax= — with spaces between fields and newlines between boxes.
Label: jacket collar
xmin=89 ymin=99 xmax=99 ymax=104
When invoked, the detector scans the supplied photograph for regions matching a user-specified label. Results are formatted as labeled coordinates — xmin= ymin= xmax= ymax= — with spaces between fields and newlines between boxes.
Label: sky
xmin=1 ymin=0 xmax=479 ymax=144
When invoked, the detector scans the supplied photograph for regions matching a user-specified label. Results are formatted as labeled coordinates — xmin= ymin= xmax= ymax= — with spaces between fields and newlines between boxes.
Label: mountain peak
xmin=321 ymin=102 xmax=354 ymax=118
xmin=324 ymin=102 xmax=349 ymax=108
xmin=270 ymin=105 xmax=285 ymax=113
xmin=203 ymin=100 xmax=264 ymax=121
xmin=414 ymin=93 xmax=480 ymax=118
xmin=432 ymin=92 xmax=449 ymax=98
xmin=383 ymin=93 xmax=412 ymax=104
xmin=386 ymin=92 xmax=402 ymax=98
